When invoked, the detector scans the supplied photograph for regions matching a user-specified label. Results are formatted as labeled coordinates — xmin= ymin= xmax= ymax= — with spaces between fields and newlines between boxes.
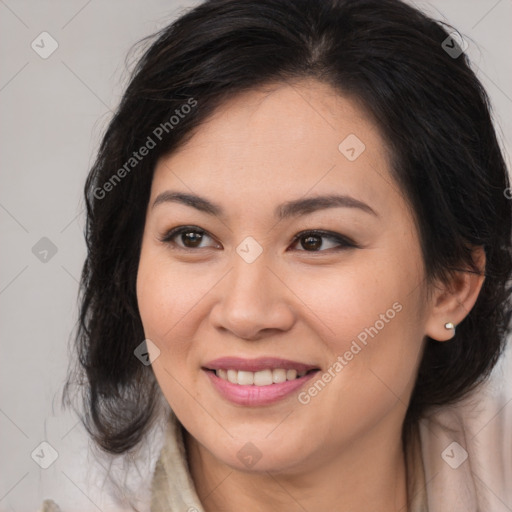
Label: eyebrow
xmin=151 ymin=191 xmax=378 ymax=219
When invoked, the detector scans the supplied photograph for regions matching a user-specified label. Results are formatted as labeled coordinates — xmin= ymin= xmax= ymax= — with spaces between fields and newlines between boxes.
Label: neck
xmin=184 ymin=425 xmax=409 ymax=512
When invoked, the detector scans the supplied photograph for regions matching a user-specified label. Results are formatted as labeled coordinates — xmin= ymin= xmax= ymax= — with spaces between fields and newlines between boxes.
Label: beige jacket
xmin=41 ymin=362 xmax=512 ymax=511
xmin=150 ymin=383 xmax=512 ymax=512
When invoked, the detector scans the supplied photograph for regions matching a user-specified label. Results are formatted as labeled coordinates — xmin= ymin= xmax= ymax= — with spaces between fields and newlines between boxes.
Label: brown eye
xmin=301 ymin=234 xmax=322 ymax=251
xmin=290 ymin=230 xmax=356 ymax=252
xmin=161 ymin=226 xmax=218 ymax=250
xmin=180 ymin=230 xmax=204 ymax=248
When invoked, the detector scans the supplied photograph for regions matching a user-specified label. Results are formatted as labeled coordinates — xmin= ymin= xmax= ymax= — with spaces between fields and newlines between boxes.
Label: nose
xmin=209 ymin=252 xmax=296 ymax=341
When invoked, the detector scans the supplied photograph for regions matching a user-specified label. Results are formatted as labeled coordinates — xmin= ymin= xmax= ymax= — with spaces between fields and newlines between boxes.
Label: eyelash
xmin=159 ymin=225 xmax=358 ymax=253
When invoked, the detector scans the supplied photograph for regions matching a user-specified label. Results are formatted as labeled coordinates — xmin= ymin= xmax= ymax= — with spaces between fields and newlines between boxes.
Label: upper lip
xmin=203 ymin=357 xmax=320 ymax=373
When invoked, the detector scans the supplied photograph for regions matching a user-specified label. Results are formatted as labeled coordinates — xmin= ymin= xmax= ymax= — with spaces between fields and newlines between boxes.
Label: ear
xmin=424 ymin=246 xmax=486 ymax=342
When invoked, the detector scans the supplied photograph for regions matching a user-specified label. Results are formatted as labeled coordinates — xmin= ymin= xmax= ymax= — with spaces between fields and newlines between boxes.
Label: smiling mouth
xmin=204 ymin=368 xmax=319 ymax=386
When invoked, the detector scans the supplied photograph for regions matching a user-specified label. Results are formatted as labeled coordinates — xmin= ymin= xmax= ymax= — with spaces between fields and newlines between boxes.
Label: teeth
xmin=237 ymin=371 xmax=254 ymax=385
xmin=287 ymin=369 xmax=297 ymax=381
xmin=272 ymin=369 xmax=287 ymax=384
xmin=254 ymin=369 xmax=272 ymax=386
xmin=227 ymin=369 xmax=238 ymax=384
xmin=215 ymin=368 xmax=309 ymax=386
xmin=217 ymin=369 xmax=228 ymax=381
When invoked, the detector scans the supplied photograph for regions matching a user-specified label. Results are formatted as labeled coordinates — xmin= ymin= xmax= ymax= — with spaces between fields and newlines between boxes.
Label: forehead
xmin=151 ymin=80 xmax=404 ymax=221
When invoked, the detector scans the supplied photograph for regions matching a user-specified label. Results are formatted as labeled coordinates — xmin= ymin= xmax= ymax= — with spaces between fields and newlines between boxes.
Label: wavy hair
xmin=65 ymin=0 xmax=512 ymax=455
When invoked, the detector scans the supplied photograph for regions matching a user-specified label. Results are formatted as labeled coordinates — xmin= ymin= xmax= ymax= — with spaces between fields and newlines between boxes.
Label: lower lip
xmin=203 ymin=369 xmax=320 ymax=406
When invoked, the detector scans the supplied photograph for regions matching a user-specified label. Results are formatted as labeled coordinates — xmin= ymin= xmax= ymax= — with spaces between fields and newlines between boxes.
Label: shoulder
xmin=418 ymin=344 xmax=512 ymax=512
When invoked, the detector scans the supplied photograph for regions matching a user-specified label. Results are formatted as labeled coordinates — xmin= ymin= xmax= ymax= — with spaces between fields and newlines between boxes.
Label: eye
xmin=160 ymin=226 xmax=220 ymax=250
xmin=160 ymin=226 xmax=357 ymax=253
xmin=289 ymin=230 xmax=356 ymax=252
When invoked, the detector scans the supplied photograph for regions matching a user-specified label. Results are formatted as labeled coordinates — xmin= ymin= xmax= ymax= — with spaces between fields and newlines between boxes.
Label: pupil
xmin=183 ymin=231 xmax=202 ymax=247
xmin=180 ymin=232 xmax=323 ymax=250
xmin=303 ymin=235 xmax=321 ymax=251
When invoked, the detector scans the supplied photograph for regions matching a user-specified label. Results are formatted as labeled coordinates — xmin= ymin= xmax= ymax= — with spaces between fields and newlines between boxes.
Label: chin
xmin=201 ymin=432 xmax=312 ymax=474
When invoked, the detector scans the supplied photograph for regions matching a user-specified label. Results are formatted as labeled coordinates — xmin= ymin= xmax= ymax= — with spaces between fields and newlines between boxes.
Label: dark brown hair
xmin=65 ymin=0 xmax=512 ymax=454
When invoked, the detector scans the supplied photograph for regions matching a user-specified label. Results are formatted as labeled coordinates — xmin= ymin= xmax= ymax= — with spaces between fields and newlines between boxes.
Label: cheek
xmin=136 ymin=249 xmax=200 ymax=411
xmin=291 ymin=259 xmax=405 ymax=345
xmin=295 ymin=256 xmax=425 ymax=398
xmin=136 ymin=247 xmax=226 ymax=406
xmin=136 ymin=248 xmax=206 ymax=341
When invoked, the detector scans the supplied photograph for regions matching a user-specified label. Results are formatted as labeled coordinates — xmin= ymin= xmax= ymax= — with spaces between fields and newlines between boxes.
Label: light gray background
xmin=1 ymin=0 xmax=511 ymax=510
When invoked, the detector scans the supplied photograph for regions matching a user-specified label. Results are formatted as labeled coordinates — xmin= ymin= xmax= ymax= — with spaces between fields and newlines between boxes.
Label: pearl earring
xmin=444 ymin=322 xmax=456 ymax=332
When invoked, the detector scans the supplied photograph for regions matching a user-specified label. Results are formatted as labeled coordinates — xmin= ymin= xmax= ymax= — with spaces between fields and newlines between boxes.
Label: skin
xmin=136 ymin=79 xmax=485 ymax=512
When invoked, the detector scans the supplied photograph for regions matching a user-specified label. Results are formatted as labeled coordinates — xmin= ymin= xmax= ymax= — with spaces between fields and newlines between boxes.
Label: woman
xmin=56 ymin=0 xmax=512 ymax=510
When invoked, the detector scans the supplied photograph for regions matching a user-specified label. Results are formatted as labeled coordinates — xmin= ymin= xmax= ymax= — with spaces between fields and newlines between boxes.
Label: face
xmin=136 ymin=80 xmax=431 ymax=474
